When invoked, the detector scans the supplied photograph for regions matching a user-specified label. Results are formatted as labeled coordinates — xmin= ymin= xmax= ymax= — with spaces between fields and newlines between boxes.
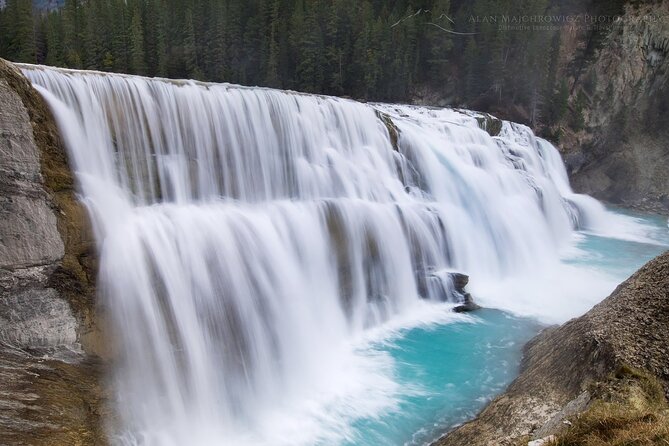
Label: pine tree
xmin=261 ymin=0 xmax=278 ymax=87
xmin=224 ymin=0 xmax=243 ymax=82
xmin=205 ymin=0 xmax=227 ymax=82
xmin=129 ymin=7 xmax=147 ymax=75
xmin=5 ymin=0 xmax=36 ymax=63
xmin=463 ymin=37 xmax=480 ymax=101
xmin=83 ymin=0 xmax=107 ymax=70
xmin=426 ymin=0 xmax=452 ymax=84
xmin=155 ymin=5 xmax=168 ymax=77
xmin=183 ymin=8 xmax=201 ymax=79
xmin=142 ymin=0 xmax=161 ymax=76
xmin=34 ymin=15 xmax=48 ymax=63
xmin=351 ymin=2 xmax=379 ymax=98
xmin=295 ymin=1 xmax=324 ymax=93
xmin=44 ymin=12 xmax=65 ymax=66
xmin=397 ymin=4 xmax=420 ymax=89
xmin=63 ymin=0 xmax=84 ymax=67
xmin=109 ymin=0 xmax=129 ymax=72
xmin=241 ymin=0 xmax=267 ymax=86
xmin=325 ymin=0 xmax=352 ymax=95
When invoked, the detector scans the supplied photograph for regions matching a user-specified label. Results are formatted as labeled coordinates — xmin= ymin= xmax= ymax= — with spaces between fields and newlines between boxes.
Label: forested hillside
xmin=0 ymin=0 xmax=627 ymax=128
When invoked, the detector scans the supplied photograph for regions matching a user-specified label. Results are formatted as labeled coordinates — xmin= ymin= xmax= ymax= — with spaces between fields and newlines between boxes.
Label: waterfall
xmin=22 ymin=64 xmax=615 ymax=445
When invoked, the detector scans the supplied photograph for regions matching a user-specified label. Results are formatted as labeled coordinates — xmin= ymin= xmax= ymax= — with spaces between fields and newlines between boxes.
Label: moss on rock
xmin=549 ymin=366 xmax=669 ymax=446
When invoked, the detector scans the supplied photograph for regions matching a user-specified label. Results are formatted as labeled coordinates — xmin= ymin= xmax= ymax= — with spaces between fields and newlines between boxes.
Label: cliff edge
xmin=436 ymin=250 xmax=669 ymax=446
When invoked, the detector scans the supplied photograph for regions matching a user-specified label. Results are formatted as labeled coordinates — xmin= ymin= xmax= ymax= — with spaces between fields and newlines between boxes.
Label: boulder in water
xmin=446 ymin=272 xmax=481 ymax=312
xmin=454 ymin=293 xmax=481 ymax=313
xmin=449 ymin=272 xmax=469 ymax=294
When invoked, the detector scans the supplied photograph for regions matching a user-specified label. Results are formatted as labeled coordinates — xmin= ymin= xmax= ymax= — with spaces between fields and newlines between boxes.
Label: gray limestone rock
xmin=0 ymin=71 xmax=74 ymax=351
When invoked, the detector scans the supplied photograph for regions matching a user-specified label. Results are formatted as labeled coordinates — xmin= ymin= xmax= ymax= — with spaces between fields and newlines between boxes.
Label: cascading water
xmin=20 ymin=64 xmax=660 ymax=445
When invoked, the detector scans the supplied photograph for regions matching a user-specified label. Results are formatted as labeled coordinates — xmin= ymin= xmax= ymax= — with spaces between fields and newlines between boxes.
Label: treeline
xmin=0 ymin=0 xmax=627 ymax=126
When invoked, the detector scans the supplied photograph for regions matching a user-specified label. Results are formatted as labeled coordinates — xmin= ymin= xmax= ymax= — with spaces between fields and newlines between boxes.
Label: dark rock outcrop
xmin=0 ymin=58 xmax=105 ymax=445
xmin=475 ymin=113 xmax=504 ymax=137
xmin=453 ymin=293 xmax=482 ymax=313
xmin=449 ymin=272 xmax=469 ymax=291
xmin=376 ymin=110 xmax=400 ymax=151
xmin=446 ymin=272 xmax=481 ymax=312
xmin=435 ymin=250 xmax=669 ymax=445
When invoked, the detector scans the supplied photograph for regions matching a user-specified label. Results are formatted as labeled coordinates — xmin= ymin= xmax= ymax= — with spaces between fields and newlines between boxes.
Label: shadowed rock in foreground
xmin=435 ymin=250 xmax=669 ymax=446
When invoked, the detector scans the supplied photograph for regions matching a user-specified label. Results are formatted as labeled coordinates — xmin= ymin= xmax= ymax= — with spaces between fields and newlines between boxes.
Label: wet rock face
xmin=0 ymin=77 xmax=63 ymax=267
xmin=0 ymin=287 xmax=78 ymax=347
xmin=0 ymin=58 xmax=105 ymax=444
xmin=0 ymin=345 xmax=105 ymax=446
xmin=0 ymin=71 xmax=75 ymax=349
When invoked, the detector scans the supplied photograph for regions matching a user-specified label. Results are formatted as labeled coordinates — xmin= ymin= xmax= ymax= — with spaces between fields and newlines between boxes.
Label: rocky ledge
xmin=435 ymin=250 xmax=669 ymax=446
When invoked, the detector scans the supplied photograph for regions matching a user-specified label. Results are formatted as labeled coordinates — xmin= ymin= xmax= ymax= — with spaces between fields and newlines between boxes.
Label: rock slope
xmin=435 ymin=250 xmax=669 ymax=446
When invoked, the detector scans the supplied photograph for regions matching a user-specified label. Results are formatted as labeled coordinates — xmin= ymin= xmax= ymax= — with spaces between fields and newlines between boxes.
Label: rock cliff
xmin=562 ymin=1 xmax=669 ymax=213
xmin=0 ymin=58 xmax=105 ymax=445
xmin=435 ymin=249 xmax=669 ymax=446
